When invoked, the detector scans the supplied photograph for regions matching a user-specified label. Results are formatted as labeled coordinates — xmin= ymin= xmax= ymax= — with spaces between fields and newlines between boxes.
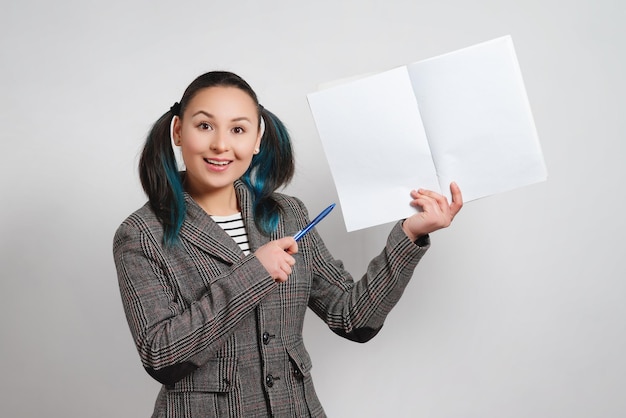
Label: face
xmin=173 ymin=86 xmax=261 ymax=200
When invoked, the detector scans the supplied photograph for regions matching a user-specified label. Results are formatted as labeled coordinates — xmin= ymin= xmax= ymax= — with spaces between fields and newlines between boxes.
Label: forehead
xmin=187 ymin=86 xmax=257 ymax=116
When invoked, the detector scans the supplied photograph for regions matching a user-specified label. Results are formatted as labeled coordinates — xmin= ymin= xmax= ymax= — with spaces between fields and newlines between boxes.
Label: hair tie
xmin=170 ymin=102 xmax=181 ymax=116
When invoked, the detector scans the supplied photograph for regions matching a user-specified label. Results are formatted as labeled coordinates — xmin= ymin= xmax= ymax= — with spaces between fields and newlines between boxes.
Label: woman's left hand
xmin=402 ymin=182 xmax=463 ymax=242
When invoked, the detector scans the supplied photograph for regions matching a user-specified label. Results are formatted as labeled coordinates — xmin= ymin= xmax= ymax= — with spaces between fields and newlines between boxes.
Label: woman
xmin=113 ymin=71 xmax=463 ymax=417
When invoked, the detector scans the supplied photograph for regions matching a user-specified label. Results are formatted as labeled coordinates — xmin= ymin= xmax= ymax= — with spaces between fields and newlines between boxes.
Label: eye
xmin=232 ymin=126 xmax=245 ymax=134
xmin=198 ymin=122 xmax=212 ymax=131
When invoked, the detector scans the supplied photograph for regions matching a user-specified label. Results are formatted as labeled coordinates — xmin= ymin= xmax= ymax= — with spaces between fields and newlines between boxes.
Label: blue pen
xmin=293 ymin=203 xmax=336 ymax=241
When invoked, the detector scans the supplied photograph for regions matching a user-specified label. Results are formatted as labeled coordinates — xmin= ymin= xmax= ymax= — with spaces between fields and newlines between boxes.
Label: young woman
xmin=113 ymin=71 xmax=463 ymax=417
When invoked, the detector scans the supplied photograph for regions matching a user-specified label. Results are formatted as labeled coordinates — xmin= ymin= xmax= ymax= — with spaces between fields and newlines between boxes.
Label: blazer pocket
xmin=166 ymin=357 xmax=238 ymax=393
xmin=286 ymin=341 xmax=313 ymax=377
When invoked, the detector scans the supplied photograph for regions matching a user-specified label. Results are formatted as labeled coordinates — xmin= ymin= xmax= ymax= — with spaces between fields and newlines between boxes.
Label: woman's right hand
xmin=254 ymin=237 xmax=298 ymax=283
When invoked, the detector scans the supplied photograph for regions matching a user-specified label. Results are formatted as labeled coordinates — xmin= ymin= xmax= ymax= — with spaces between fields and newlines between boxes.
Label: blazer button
xmin=266 ymin=374 xmax=280 ymax=388
xmin=262 ymin=332 xmax=275 ymax=345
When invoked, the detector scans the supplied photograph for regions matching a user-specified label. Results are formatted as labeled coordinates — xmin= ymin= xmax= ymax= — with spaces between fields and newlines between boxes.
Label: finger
xmin=274 ymin=274 xmax=287 ymax=283
xmin=417 ymin=188 xmax=449 ymax=205
xmin=410 ymin=189 xmax=437 ymax=206
xmin=274 ymin=263 xmax=293 ymax=283
xmin=410 ymin=197 xmax=443 ymax=218
xmin=411 ymin=188 xmax=440 ymax=200
xmin=277 ymin=237 xmax=298 ymax=254
xmin=282 ymin=264 xmax=292 ymax=275
xmin=449 ymin=182 xmax=464 ymax=217
xmin=415 ymin=190 xmax=449 ymax=214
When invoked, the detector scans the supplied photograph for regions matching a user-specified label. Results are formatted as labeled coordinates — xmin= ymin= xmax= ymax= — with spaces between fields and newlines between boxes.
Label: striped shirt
xmin=211 ymin=212 xmax=250 ymax=255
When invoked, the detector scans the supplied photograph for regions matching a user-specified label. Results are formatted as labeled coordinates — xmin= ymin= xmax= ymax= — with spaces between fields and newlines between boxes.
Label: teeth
xmin=206 ymin=159 xmax=230 ymax=166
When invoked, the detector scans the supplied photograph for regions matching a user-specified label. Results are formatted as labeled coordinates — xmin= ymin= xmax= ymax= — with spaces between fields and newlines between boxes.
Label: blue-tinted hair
xmin=139 ymin=71 xmax=294 ymax=246
xmin=242 ymin=107 xmax=294 ymax=234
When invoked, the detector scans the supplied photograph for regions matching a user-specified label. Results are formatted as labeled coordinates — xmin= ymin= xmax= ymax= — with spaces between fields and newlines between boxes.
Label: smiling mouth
xmin=204 ymin=158 xmax=231 ymax=166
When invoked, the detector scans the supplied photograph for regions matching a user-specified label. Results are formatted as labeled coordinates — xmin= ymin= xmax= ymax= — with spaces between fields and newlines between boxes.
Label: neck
xmin=187 ymin=183 xmax=240 ymax=216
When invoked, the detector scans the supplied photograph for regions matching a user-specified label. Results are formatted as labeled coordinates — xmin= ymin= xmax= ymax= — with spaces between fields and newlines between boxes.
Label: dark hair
xmin=139 ymin=71 xmax=295 ymax=246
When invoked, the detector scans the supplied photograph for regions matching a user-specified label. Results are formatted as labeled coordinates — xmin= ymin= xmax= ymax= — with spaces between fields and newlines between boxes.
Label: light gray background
xmin=1 ymin=1 xmax=624 ymax=417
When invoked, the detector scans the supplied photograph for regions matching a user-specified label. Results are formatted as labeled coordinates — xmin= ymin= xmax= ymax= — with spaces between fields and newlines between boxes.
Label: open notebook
xmin=307 ymin=36 xmax=547 ymax=232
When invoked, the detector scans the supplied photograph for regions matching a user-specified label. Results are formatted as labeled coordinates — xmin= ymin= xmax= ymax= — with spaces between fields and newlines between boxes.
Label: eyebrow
xmin=191 ymin=110 xmax=253 ymax=123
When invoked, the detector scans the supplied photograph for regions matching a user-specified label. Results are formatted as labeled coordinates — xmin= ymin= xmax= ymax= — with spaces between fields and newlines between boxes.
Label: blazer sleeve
xmin=299 ymin=202 xmax=430 ymax=343
xmin=113 ymin=219 xmax=277 ymax=386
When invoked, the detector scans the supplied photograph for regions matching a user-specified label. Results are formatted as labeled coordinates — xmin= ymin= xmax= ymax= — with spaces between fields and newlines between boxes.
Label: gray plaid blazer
xmin=113 ymin=181 xmax=429 ymax=417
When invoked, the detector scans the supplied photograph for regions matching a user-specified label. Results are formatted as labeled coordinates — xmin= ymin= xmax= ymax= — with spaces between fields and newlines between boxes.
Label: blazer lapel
xmin=179 ymin=194 xmax=243 ymax=265
xmin=235 ymin=181 xmax=271 ymax=252
xmin=178 ymin=182 xmax=273 ymax=263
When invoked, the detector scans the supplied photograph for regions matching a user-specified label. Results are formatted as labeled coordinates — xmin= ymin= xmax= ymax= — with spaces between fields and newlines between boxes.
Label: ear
xmin=171 ymin=116 xmax=182 ymax=147
xmin=255 ymin=112 xmax=266 ymax=153
xmin=254 ymin=128 xmax=262 ymax=154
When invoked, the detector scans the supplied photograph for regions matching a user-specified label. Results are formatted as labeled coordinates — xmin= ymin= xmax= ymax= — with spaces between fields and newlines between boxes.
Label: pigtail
xmin=138 ymin=109 xmax=186 ymax=246
xmin=241 ymin=106 xmax=295 ymax=235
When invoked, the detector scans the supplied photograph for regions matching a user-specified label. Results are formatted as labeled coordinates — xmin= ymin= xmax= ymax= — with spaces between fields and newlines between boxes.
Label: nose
xmin=209 ymin=130 xmax=229 ymax=153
